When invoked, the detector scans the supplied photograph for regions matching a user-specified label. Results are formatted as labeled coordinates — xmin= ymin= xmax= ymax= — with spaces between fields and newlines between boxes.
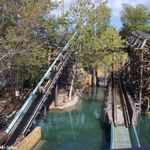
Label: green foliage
xmin=92 ymin=27 xmax=127 ymax=69
xmin=0 ymin=0 xmax=59 ymax=86
xmin=45 ymin=8 xmax=74 ymax=47
xmin=0 ymin=0 xmax=128 ymax=88
xmin=98 ymin=28 xmax=123 ymax=51
xmin=69 ymin=0 xmax=125 ymax=70
xmin=120 ymin=4 xmax=150 ymax=38
xmin=46 ymin=17 xmax=60 ymax=44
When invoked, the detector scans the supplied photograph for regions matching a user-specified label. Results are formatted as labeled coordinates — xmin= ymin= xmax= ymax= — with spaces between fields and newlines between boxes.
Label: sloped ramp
xmin=114 ymin=125 xmax=132 ymax=149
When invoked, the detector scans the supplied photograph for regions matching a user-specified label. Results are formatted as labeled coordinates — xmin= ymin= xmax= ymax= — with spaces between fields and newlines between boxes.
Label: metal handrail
xmin=22 ymin=52 xmax=70 ymax=134
xmin=5 ymin=32 xmax=77 ymax=134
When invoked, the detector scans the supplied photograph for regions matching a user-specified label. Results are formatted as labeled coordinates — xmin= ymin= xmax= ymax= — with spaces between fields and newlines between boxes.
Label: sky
xmin=52 ymin=0 xmax=150 ymax=31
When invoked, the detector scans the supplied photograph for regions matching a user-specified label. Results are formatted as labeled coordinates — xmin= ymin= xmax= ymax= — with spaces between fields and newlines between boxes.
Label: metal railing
xmin=4 ymin=32 xmax=77 ymax=141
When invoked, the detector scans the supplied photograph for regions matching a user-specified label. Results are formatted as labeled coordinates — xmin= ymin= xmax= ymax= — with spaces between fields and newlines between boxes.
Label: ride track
xmin=0 ymin=32 xmax=77 ymax=147
xmin=112 ymin=71 xmax=130 ymax=127
xmin=111 ymin=71 xmax=140 ymax=149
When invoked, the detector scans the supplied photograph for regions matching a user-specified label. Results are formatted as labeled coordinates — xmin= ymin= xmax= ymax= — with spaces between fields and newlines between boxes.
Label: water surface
xmin=137 ymin=114 xmax=150 ymax=147
xmin=39 ymin=88 xmax=109 ymax=150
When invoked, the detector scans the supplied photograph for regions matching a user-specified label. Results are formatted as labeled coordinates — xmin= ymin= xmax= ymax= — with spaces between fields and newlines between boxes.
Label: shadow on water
xmin=136 ymin=113 xmax=150 ymax=147
xmin=90 ymin=87 xmax=110 ymax=150
xmin=97 ymin=118 xmax=110 ymax=150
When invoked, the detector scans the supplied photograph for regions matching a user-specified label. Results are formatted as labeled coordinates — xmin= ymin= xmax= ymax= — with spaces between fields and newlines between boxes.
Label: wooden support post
xmin=54 ymin=83 xmax=58 ymax=106
xmin=139 ymin=50 xmax=143 ymax=104
xmin=112 ymin=52 xmax=115 ymax=88
xmin=139 ymin=39 xmax=147 ymax=105
xmin=128 ymin=52 xmax=131 ymax=82
xmin=44 ymin=106 xmax=47 ymax=120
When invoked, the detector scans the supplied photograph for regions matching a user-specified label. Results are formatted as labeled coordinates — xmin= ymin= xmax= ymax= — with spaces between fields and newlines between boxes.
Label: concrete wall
xmin=15 ymin=127 xmax=41 ymax=150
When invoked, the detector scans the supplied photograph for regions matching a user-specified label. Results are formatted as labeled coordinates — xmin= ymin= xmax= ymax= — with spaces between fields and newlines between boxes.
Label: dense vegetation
xmin=68 ymin=0 xmax=126 ymax=85
xmin=0 ymin=0 xmax=61 ymax=90
xmin=120 ymin=4 xmax=150 ymax=38
xmin=0 ymin=0 xmax=149 ymax=95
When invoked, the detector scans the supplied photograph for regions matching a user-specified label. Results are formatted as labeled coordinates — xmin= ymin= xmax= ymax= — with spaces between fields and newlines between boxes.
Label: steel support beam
xmin=54 ymin=83 xmax=58 ymax=106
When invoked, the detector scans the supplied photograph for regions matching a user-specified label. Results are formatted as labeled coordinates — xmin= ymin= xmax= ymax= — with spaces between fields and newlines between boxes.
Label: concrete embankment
xmin=15 ymin=92 xmax=80 ymax=150
xmin=22 ymin=77 xmax=91 ymax=150
xmin=49 ymin=93 xmax=80 ymax=111
xmin=15 ymin=127 xmax=41 ymax=150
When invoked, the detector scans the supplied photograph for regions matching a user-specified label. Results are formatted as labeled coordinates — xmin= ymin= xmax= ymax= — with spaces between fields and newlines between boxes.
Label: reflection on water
xmin=137 ymin=114 xmax=150 ymax=147
xmin=39 ymin=88 xmax=109 ymax=150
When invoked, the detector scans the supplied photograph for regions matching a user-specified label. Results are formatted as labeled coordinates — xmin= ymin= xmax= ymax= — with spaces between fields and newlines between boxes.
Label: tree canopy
xmin=120 ymin=4 xmax=150 ymax=38
xmin=69 ymin=0 xmax=125 ymax=70
xmin=0 ymin=0 xmax=60 ymax=88
xmin=0 ymin=0 xmax=128 ymax=90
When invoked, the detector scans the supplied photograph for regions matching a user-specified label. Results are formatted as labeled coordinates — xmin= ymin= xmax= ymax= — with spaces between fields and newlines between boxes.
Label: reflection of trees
xmin=47 ymin=112 xmax=86 ymax=129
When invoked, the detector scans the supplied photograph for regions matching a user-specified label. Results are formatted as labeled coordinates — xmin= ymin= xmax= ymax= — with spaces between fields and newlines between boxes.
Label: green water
xmin=39 ymin=88 xmax=110 ymax=150
xmin=137 ymin=114 xmax=150 ymax=147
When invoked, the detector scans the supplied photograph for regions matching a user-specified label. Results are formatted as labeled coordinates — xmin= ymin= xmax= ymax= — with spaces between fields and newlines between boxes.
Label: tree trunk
xmin=92 ymin=69 xmax=97 ymax=87
xmin=104 ymin=65 xmax=107 ymax=86
xmin=54 ymin=83 xmax=58 ymax=106
xmin=68 ymin=66 xmax=77 ymax=101
xmin=111 ymin=64 xmax=114 ymax=88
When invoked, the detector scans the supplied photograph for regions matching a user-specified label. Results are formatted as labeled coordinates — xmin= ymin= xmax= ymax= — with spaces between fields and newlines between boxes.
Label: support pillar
xmin=44 ymin=106 xmax=47 ymax=120
xmin=92 ymin=69 xmax=97 ymax=87
xmin=139 ymin=50 xmax=143 ymax=105
xmin=54 ymin=83 xmax=58 ymax=106
xmin=139 ymin=39 xmax=147 ymax=105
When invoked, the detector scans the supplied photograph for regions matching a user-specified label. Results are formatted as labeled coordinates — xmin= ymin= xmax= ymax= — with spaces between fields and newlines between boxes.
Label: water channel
xmin=137 ymin=114 xmax=150 ymax=148
xmin=38 ymin=88 xmax=110 ymax=150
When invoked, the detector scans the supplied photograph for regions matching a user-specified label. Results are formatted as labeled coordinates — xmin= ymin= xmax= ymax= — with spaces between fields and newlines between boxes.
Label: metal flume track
xmin=5 ymin=94 xmax=42 ymax=145
xmin=119 ymin=75 xmax=130 ymax=127
xmin=112 ymin=72 xmax=130 ymax=127
xmin=5 ymin=52 xmax=70 ymax=146
xmin=111 ymin=73 xmax=132 ymax=149
xmin=2 ymin=32 xmax=77 ymax=146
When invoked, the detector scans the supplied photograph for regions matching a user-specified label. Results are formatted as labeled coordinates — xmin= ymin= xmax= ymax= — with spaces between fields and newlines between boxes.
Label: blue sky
xmin=52 ymin=0 xmax=150 ymax=31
